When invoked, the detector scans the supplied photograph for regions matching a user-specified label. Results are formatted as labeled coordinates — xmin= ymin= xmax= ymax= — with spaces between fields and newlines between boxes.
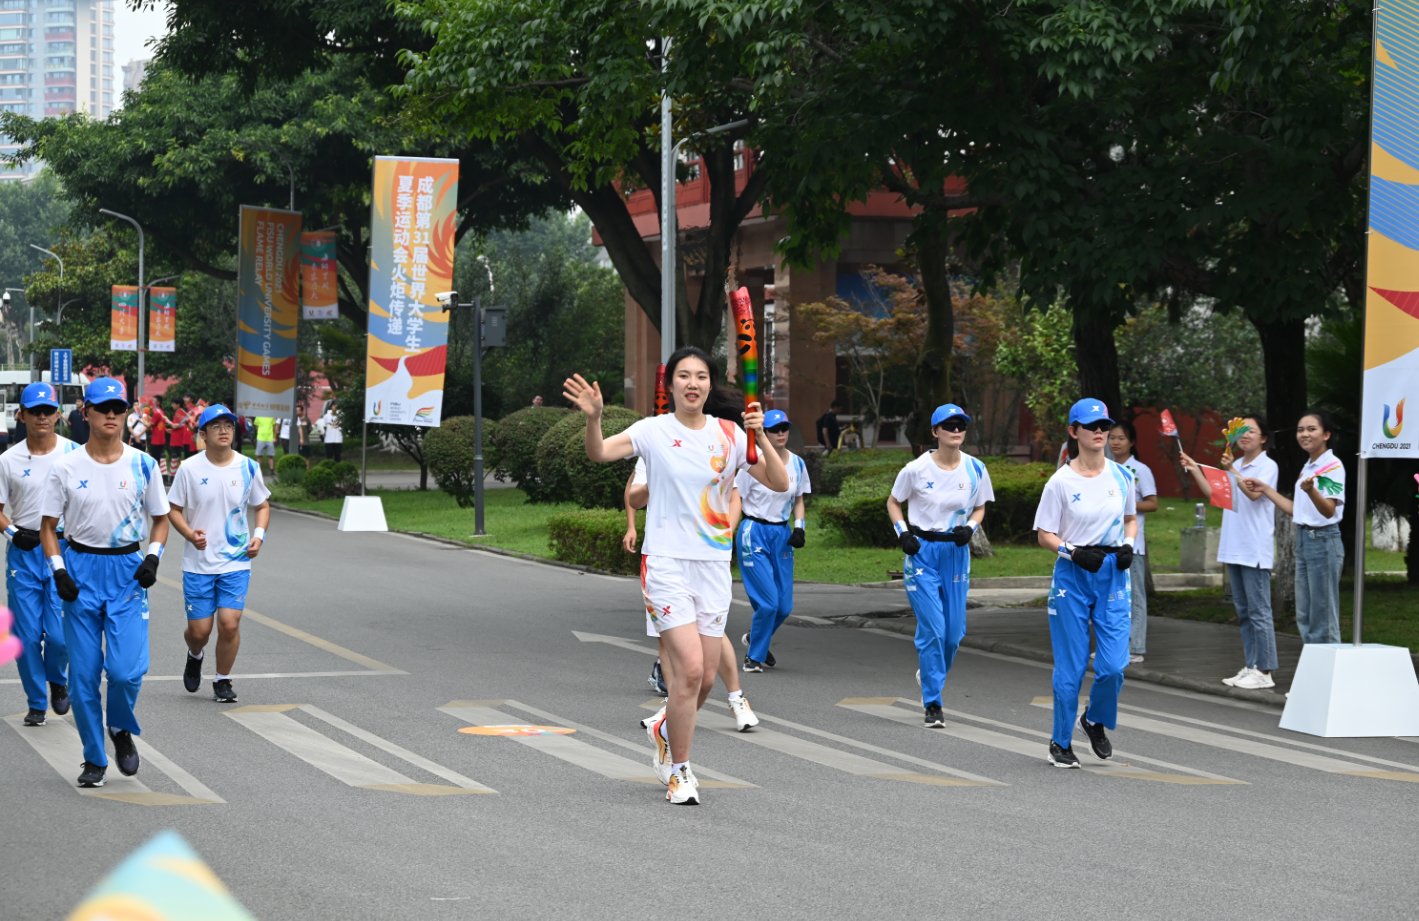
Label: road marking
xmin=4 ymin=713 xmax=223 ymax=805
xmin=571 ymin=630 xmax=657 ymax=656
xmin=837 ymin=698 xmax=1243 ymax=785
xmin=226 ymin=704 xmax=491 ymax=795
xmin=1031 ymin=698 xmax=1419 ymax=783
xmin=441 ymin=700 xmax=753 ymax=789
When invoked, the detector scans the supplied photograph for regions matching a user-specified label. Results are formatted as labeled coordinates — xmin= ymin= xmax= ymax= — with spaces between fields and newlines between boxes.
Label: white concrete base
xmin=1279 ymin=644 xmax=1419 ymax=737
xmin=337 ymin=496 xmax=388 ymax=532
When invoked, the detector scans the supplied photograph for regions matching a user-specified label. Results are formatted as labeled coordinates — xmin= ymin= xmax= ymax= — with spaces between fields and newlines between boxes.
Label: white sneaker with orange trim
xmin=729 ymin=695 xmax=759 ymax=732
xmin=666 ymin=765 xmax=700 ymax=805
xmin=646 ymin=715 xmax=672 ymax=784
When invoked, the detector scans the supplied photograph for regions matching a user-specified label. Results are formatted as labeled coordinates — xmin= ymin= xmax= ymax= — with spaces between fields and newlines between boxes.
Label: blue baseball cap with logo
xmin=84 ymin=377 xmax=129 ymax=407
xmin=198 ymin=403 xmax=239 ymax=432
xmin=763 ymin=409 xmax=790 ymax=430
xmin=1069 ymin=398 xmax=1114 ymax=426
xmin=20 ymin=382 xmax=59 ymax=409
xmin=930 ymin=403 xmax=971 ymax=427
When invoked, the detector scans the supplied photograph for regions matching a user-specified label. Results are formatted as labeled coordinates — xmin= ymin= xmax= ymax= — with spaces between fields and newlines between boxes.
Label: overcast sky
xmin=112 ymin=2 xmax=168 ymax=74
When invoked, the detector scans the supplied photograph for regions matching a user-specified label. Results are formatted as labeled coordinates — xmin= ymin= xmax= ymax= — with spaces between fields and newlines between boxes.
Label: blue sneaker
xmin=647 ymin=658 xmax=667 ymax=696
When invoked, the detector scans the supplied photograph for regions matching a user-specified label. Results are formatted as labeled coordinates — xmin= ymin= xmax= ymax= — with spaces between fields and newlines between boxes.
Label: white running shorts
xmin=640 ymin=554 xmax=731 ymax=638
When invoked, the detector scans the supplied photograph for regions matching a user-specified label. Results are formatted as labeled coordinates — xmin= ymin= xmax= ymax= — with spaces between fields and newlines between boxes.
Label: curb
xmin=836 ymin=614 xmax=1288 ymax=709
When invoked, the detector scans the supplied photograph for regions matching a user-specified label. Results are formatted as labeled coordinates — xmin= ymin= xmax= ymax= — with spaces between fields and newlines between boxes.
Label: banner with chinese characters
xmin=235 ymin=205 xmax=302 ymax=417
xmin=1198 ymin=464 xmax=1234 ymax=511
xmin=148 ymin=286 xmax=176 ymax=352
xmin=364 ymin=155 xmax=458 ymax=427
xmin=111 ymin=285 xmax=139 ymax=351
xmin=300 ymin=230 xmax=339 ymax=319
xmin=1361 ymin=0 xmax=1419 ymax=458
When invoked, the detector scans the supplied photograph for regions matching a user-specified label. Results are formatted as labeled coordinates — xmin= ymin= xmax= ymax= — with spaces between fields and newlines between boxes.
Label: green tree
xmin=994 ymin=301 xmax=1078 ymax=459
xmin=1116 ymin=304 xmax=1266 ymax=417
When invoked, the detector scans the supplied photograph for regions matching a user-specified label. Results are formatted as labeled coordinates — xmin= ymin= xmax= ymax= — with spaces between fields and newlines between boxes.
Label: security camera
xmin=434 ymin=291 xmax=456 ymax=306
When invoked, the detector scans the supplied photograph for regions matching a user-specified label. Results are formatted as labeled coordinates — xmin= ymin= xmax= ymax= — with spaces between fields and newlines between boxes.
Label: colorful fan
xmin=1222 ymin=417 xmax=1251 ymax=447
xmin=1313 ymin=460 xmax=1344 ymax=496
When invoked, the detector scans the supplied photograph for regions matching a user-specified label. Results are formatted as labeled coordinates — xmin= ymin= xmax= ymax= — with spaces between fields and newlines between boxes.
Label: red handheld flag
xmin=728 ymin=286 xmax=760 ymax=465
xmin=1199 ymin=464 xmax=1234 ymax=511
xmin=1159 ymin=408 xmax=1179 ymax=439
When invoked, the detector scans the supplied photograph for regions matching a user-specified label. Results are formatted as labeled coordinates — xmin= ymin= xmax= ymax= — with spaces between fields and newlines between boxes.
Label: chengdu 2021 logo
xmin=1382 ymin=398 xmax=1405 ymax=438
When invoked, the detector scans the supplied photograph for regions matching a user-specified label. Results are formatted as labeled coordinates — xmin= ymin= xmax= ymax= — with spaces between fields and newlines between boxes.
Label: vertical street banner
xmin=364 ymin=155 xmax=458 ymax=427
xmin=111 ymin=285 xmax=139 ymax=351
xmin=149 ymin=286 xmax=176 ymax=353
xmin=1362 ymin=0 xmax=1419 ymax=458
xmin=235 ymin=205 xmax=302 ymax=417
xmin=300 ymin=230 xmax=340 ymax=320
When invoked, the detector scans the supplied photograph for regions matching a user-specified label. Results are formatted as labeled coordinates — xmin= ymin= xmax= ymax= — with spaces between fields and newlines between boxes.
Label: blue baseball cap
xmin=1069 ymin=398 xmax=1114 ymax=426
xmin=198 ymin=403 xmax=239 ymax=431
xmin=930 ymin=403 xmax=971 ymax=427
xmin=84 ymin=377 xmax=129 ymax=407
xmin=20 ymin=382 xmax=59 ymax=409
xmin=763 ymin=409 xmax=790 ymax=430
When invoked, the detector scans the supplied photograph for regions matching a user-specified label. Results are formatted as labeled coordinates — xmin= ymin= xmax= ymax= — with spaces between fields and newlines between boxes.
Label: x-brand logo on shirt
xmin=21 ymin=469 xmax=30 ymax=477
xmin=661 ymin=604 xmax=672 ymax=615
xmin=103 ymin=384 xmax=119 ymax=395
xmin=77 ymin=480 xmax=88 ymax=489
xmin=1056 ymin=588 xmax=1068 ymax=598
xmin=925 ymin=481 xmax=935 ymax=490
xmin=671 ymin=439 xmax=683 ymax=448
xmin=1071 ymin=493 xmax=1081 ymax=503
xmin=201 ymin=478 xmax=209 ymax=486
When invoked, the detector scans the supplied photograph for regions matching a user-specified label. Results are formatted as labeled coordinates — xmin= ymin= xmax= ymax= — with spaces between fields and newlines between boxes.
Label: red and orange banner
xmin=300 ymin=231 xmax=339 ymax=320
xmin=235 ymin=205 xmax=302 ymax=417
xmin=111 ymin=285 xmax=139 ymax=351
xmin=149 ymin=286 xmax=176 ymax=353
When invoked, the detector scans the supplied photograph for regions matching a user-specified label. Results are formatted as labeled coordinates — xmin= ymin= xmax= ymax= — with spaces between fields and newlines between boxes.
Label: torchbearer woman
xmin=40 ymin=378 xmax=170 ymax=788
xmin=564 ymin=346 xmax=787 ymax=805
xmin=886 ymin=403 xmax=994 ymax=728
xmin=1033 ymin=398 xmax=1137 ymax=768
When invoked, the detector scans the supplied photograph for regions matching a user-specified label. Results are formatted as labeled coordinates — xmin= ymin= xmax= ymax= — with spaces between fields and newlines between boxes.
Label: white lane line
xmin=571 ymin=630 xmax=657 ymax=656
xmin=4 ymin=714 xmax=222 ymax=805
xmin=300 ymin=705 xmax=493 ymax=792
xmin=836 ymin=698 xmax=1242 ymax=785
xmin=227 ymin=705 xmax=488 ymax=795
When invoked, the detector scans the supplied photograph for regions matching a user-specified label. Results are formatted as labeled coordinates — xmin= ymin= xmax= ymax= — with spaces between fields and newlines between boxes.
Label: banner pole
xmin=361 ymin=419 xmax=368 ymax=497
xmin=1351 ymin=459 xmax=1368 ymax=646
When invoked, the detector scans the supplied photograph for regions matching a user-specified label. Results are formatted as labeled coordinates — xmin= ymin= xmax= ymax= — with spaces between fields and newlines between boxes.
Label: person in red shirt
xmin=148 ymin=403 xmax=170 ymax=478
xmin=168 ymin=401 xmax=193 ymax=459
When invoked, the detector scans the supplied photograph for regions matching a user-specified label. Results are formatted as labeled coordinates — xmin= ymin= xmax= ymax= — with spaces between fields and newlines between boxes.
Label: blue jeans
xmin=1128 ymin=555 xmax=1147 ymax=655
xmin=1293 ymin=525 xmax=1343 ymax=644
xmin=1226 ymin=564 xmax=1277 ymax=670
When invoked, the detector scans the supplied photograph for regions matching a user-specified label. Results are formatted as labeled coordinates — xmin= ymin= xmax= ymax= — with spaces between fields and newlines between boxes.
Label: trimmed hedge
xmin=489 ymin=406 xmax=572 ymax=502
xmin=818 ymin=472 xmax=896 ymax=547
xmin=815 ymin=448 xmax=913 ymax=497
xmin=548 ymin=508 xmax=642 ymax=575
xmin=425 ymin=415 xmax=500 ymax=509
xmin=535 ymin=405 xmax=641 ymax=509
xmin=304 ymin=459 xmax=361 ymax=500
xmin=275 ymin=453 xmax=308 ymax=485
xmin=986 ymin=461 xmax=1055 ymax=542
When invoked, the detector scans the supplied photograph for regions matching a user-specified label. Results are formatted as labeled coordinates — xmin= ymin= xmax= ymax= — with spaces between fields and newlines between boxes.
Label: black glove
xmin=788 ymin=527 xmax=806 ymax=549
xmin=1071 ymin=546 xmax=1106 ymax=573
xmin=134 ymin=554 xmax=160 ymax=588
xmin=54 ymin=568 xmax=79 ymax=602
xmin=1115 ymin=544 xmax=1134 ymax=571
xmin=946 ymin=525 xmax=975 ymax=547
xmin=11 ymin=527 xmax=41 ymax=551
xmin=898 ymin=531 xmax=921 ymax=555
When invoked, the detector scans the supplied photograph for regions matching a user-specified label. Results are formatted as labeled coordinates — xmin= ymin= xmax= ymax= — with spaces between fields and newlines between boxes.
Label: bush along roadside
xmin=304 ymin=460 xmax=361 ymax=500
xmin=275 ymin=452 xmax=308 ymax=486
xmin=425 ymin=415 xmax=500 ymax=508
xmin=490 ymin=406 xmax=572 ymax=502
xmin=547 ymin=508 xmax=642 ymax=575
xmin=535 ymin=405 xmax=641 ymax=509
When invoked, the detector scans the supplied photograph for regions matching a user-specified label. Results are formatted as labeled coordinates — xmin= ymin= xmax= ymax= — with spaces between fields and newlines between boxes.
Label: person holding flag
xmin=0 ymin=382 xmax=79 ymax=726
xmin=40 ymin=378 xmax=171 ymax=788
xmin=886 ymin=403 xmax=993 ymax=728
xmin=167 ymin=404 xmax=271 ymax=704
xmin=1179 ymin=414 xmax=1280 ymax=689
xmin=1108 ymin=420 xmax=1157 ymax=664
xmin=1033 ymin=398 xmax=1137 ymax=768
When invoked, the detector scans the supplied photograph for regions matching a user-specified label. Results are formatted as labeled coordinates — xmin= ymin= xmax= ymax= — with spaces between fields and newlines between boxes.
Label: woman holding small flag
xmin=1242 ymin=410 xmax=1345 ymax=646
xmin=1179 ymin=414 xmax=1279 ymax=689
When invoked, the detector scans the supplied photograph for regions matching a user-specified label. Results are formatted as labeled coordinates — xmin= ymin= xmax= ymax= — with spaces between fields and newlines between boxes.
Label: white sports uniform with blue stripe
xmin=168 ymin=453 xmax=271 ymax=619
xmin=1033 ymin=460 xmax=1136 ymax=747
xmin=734 ymin=452 xmax=810 ymax=664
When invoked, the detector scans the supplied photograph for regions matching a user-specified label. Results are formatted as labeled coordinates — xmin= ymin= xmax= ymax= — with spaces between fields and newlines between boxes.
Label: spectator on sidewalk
xmin=1109 ymin=421 xmax=1157 ymax=665
xmin=66 ymin=399 xmax=89 ymax=445
xmin=816 ymin=400 xmax=842 ymax=452
xmin=254 ymin=416 xmax=277 ymax=476
xmin=321 ymin=403 xmax=343 ymax=462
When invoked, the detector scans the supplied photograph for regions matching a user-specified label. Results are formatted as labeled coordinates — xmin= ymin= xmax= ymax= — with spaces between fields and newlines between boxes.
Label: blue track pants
xmin=1047 ymin=555 xmax=1131 ymax=747
xmin=7 ymin=541 xmax=69 ymax=711
xmin=738 ymin=520 xmax=794 ymax=664
xmin=904 ymin=540 xmax=970 ymax=707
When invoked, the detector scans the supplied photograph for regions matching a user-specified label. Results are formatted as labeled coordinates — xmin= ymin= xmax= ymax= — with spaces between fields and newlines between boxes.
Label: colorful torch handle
xmin=654 ymin=363 xmax=669 ymax=416
xmin=729 ymin=286 xmax=760 ymax=465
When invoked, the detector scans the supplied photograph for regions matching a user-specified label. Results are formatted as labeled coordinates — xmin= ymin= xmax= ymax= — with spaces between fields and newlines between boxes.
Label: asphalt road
xmin=3 ymin=509 xmax=1417 ymax=920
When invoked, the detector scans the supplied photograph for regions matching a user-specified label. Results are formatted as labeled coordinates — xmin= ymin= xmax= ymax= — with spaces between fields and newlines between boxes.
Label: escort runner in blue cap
xmin=736 ymin=407 xmax=810 ymax=672
xmin=168 ymin=402 xmax=271 ymax=704
xmin=1033 ymin=396 xmax=1136 ymax=768
xmin=0 ymin=381 xmax=80 ymax=727
xmin=887 ymin=403 xmax=994 ymax=727
xmin=39 ymin=376 xmax=170 ymax=788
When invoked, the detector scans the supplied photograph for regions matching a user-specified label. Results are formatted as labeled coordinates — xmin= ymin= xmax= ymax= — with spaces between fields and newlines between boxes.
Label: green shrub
xmin=490 ymin=406 xmax=572 ymax=502
xmin=818 ymin=471 xmax=896 ymax=547
xmin=816 ymin=448 xmax=913 ymax=496
xmin=275 ymin=453 xmax=308 ymax=485
xmin=535 ymin=405 xmax=641 ymax=508
xmin=548 ymin=508 xmax=641 ymax=575
xmin=424 ymin=415 xmax=501 ymax=509
xmin=984 ymin=461 xmax=1054 ymax=543
xmin=304 ymin=459 xmax=362 ymax=500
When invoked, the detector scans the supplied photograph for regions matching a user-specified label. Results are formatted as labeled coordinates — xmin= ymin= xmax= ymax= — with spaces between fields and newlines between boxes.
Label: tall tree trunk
xmin=911 ymin=221 xmax=953 ymax=448
xmin=1069 ymin=295 xmax=1123 ymax=419
xmin=1252 ymin=316 xmax=1308 ymax=486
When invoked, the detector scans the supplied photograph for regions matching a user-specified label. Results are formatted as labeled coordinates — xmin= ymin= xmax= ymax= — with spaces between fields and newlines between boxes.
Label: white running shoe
xmin=666 ymin=765 xmax=700 ymax=805
xmin=729 ymin=695 xmax=759 ymax=732
xmin=640 ymin=702 xmax=667 ymax=731
xmin=1233 ymin=670 xmax=1276 ymax=690
xmin=1129 ymin=654 xmax=1145 ymax=664
xmin=646 ymin=715 xmax=672 ymax=784
xmin=914 ymin=668 xmax=921 ymax=688
xmin=1222 ymin=666 xmax=1255 ymax=687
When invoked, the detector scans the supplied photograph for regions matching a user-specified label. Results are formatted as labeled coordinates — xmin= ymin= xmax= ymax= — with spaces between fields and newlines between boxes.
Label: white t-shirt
xmin=41 ymin=444 xmax=170 ymax=548
xmin=1293 ymin=449 xmax=1345 ymax=527
xmin=1218 ymin=451 xmax=1278 ymax=569
xmin=736 ymin=451 xmax=810 ymax=522
xmin=323 ymin=410 xmax=343 ymax=444
xmin=1033 ymin=460 xmax=1136 ymax=547
xmin=0 ymin=436 xmax=79 ymax=529
xmin=1115 ymin=454 xmax=1157 ymax=555
xmin=626 ymin=414 xmax=748 ymax=561
xmin=168 ymin=453 xmax=272 ymax=574
xmin=890 ymin=452 xmax=994 ymax=532
xmin=632 ymin=457 xmax=647 ymax=486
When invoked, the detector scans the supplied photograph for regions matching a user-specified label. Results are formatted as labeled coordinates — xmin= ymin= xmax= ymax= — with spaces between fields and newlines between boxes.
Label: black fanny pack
xmin=744 ymin=514 xmax=789 ymax=527
xmin=909 ymin=527 xmax=954 ymax=543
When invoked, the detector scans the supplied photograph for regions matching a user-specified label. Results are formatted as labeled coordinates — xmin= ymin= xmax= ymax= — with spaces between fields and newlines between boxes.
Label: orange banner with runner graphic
xmin=148 ymin=286 xmax=176 ymax=353
xmin=111 ymin=285 xmax=139 ymax=351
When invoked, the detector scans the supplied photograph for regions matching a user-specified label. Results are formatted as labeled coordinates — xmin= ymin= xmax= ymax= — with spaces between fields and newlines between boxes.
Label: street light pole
xmin=99 ymin=209 xmax=145 ymax=403
xmin=659 ymin=36 xmax=675 ymax=365
xmin=28 ymin=244 xmax=61 ymax=384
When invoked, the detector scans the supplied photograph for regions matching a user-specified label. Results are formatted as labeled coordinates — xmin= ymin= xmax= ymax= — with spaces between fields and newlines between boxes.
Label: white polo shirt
xmin=890 ymin=451 xmax=994 ymax=532
xmin=0 ymin=436 xmax=79 ymax=529
xmin=1033 ymin=460 xmax=1136 ymax=547
xmin=1218 ymin=452 xmax=1278 ymax=569
xmin=736 ymin=451 xmax=810 ymax=523
xmin=1293 ymin=449 xmax=1345 ymax=527
xmin=41 ymin=444 xmax=170 ymax=548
